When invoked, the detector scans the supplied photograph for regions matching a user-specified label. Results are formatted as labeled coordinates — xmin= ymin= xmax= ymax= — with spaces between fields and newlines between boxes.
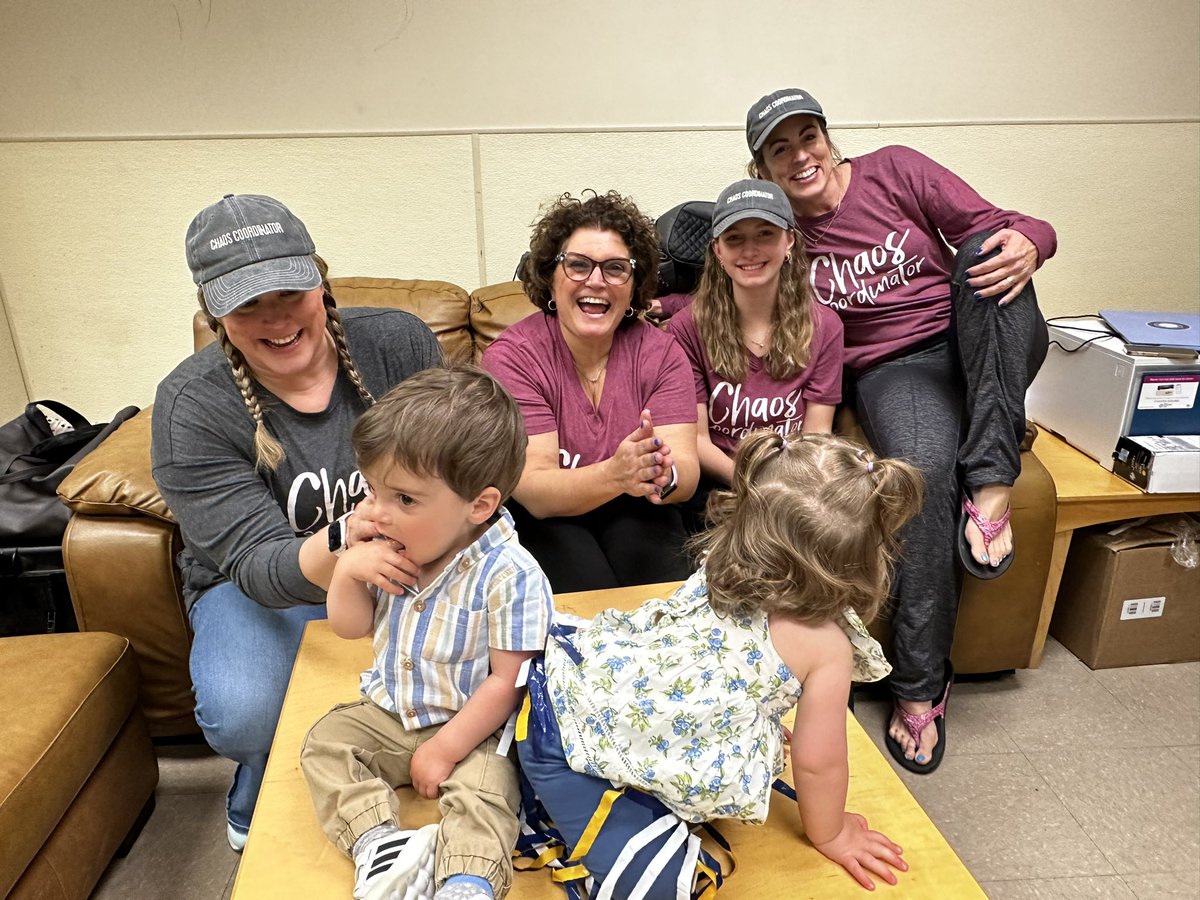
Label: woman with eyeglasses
xmin=482 ymin=191 xmax=699 ymax=592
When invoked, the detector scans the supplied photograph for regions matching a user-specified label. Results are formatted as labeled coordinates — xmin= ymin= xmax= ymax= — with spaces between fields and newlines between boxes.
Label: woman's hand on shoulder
xmin=965 ymin=228 xmax=1038 ymax=307
xmin=812 ymin=811 xmax=907 ymax=891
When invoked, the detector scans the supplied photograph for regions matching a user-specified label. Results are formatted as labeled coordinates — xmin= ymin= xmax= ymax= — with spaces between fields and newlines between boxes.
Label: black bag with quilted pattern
xmin=654 ymin=200 xmax=714 ymax=297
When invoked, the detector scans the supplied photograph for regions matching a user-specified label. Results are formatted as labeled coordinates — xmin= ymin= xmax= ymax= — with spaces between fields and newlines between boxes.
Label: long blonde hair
xmin=691 ymin=430 xmax=923 ymax=625
xmin=691 ymin=238 xmax=814 ymax=383
xmin=197 ymin=254 xmax=375 ymax=471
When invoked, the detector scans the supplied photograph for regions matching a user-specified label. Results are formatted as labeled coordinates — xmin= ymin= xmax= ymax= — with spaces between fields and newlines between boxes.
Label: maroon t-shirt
xmin=482 ymin=312 xmax=696 ymax=470
xmin=666 ymin=303 xmax=843 ymax=456
xmin=799 ymin=146 xmax=1057 ymax=370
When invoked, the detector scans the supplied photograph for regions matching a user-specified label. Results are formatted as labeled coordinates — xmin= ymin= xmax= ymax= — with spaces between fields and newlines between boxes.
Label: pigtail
xmin=865 ymin=454 xmax=924 ymax=543
xmin=324 ymin=295 xmax=375 ymax=408
xmin=211 ymin=318 xmax=286 ymax=471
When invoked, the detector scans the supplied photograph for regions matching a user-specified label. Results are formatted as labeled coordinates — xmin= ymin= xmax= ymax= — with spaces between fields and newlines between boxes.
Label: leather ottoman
xmin=0 ymin=632 xmax=159 ymax=899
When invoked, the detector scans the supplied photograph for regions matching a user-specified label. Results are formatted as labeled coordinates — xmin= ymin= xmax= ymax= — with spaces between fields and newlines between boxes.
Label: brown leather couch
xmin=0 ymin=632 xmax=159 ymax=899
xmin=56 ymin=278 xmax=1056 ymax=737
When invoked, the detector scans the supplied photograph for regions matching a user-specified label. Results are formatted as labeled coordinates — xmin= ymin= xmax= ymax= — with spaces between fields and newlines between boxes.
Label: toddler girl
xmin=517 ymin=430 xmax=923 ymax=896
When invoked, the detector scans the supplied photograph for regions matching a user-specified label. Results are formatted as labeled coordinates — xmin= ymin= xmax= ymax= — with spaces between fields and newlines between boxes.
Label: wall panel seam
xmin=2 ymin=117 xmax=1198 ymax=144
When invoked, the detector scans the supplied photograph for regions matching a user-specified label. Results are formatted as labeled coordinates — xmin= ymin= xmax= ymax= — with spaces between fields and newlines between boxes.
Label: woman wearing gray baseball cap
xmin=746 ymin=88 xmax=1056 ymax=774
xmin=151 ymin=194 xmax=441 ymax=849
xmin=666 ymin=178 xmax=844 ymax=519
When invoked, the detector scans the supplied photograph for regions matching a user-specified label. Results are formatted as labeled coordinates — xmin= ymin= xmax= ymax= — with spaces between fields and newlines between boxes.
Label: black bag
xmin=0 ymin=400 xmax=139 ymax=544
xmin=655 ymin=200 xmax=714 ymax=297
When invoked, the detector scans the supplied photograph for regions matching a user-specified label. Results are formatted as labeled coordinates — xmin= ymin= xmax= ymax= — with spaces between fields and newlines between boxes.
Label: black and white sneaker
xmin=352 ymin=823 xmax=439 ymax=900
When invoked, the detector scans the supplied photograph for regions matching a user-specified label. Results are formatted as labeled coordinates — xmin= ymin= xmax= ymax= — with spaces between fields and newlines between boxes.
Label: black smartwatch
xmin=659 ymin=465 xmax=679 ymax=501
xmin=327 ymin=511 xmax=352 ymax=556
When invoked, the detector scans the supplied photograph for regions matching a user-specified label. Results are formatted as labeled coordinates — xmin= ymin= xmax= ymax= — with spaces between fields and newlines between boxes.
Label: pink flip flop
xmin=884 ymin=665 xmax=953 ymax=775
xmin=958 ymin=496 xmax=1014 ymax=579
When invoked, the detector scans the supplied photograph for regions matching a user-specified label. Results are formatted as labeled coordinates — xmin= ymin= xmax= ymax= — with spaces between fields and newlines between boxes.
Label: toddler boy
xmin=301 ymin=365 xmax=554 ymax=900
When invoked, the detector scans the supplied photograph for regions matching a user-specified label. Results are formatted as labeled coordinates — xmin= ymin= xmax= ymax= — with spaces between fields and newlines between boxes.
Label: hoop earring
xmin=785 ymin=252 xmax=792 ymax=263
xmin=548 ymin=300 xmax=557 ymax=312
xmin=624 ymin=307 xmax=635 ymax=318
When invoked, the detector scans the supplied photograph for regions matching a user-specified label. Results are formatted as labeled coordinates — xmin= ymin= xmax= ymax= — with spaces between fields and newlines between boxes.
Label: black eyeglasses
xmin=555 ymin=252 xmax=637 ymax=286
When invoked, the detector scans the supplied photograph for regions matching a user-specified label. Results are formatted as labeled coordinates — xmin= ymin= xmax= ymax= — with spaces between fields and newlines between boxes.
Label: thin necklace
xmin=574 ymin=358 xmax=607 ymax=384
xmin=797 ymin=166 xmax=846 ymax=246
xmin=746 ymin=331 xmax=770 ymax=352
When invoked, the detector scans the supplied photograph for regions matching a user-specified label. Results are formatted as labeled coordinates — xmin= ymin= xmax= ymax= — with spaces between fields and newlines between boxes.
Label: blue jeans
xmin=188 ymin=581 xmax=327 ymax=832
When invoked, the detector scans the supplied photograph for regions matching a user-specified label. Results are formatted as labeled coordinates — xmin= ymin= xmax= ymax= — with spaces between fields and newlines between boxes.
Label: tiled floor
xmin=93 ymin=638 xmax=1200 ymax=899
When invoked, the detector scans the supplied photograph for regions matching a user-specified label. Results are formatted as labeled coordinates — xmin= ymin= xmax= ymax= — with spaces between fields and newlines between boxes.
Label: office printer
xmin=1026 ymin=319 xmax=1200 ymax=469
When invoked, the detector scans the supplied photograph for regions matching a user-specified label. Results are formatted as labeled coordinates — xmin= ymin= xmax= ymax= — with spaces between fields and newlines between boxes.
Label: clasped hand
xmin=607 ymin=409 xmax=675 ymax=504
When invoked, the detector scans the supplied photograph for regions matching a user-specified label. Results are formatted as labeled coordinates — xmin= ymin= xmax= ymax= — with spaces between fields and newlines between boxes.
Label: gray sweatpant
xmin=851 ymin=231 xmax=1048 ymax=700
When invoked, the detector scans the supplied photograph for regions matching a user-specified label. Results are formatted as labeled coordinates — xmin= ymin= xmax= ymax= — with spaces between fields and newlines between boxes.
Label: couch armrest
xmin=57 ymin=407 xmax=172 ymax=522
xmin=57 ymin=405 xmax=198 ymax=735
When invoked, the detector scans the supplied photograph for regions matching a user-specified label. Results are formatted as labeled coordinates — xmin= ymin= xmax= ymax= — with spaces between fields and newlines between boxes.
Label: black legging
xmin=850 ymin=230 xmax=1048 ymax=700
xmin=507 ymin=494 xmax=692 ymax=593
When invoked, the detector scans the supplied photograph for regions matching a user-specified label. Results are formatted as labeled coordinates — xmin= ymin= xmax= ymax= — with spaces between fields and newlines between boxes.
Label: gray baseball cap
xmin=745 ymin=88 xmax=826 ymax=152
xmin=185 ymin=194 xmax=322 ymax=317
xmin=711 ymin=179 xmax=795 ymax=238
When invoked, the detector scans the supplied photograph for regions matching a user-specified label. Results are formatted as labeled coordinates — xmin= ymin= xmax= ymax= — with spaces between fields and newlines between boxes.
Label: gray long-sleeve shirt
xmin=152 ymin=307 xmax=441 ymax=611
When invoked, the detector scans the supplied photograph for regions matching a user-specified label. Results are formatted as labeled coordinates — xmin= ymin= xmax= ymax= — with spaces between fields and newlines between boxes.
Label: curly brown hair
xmin=520 ymin=191 xmax=659 ymax=320
xmin=690 ymin=430 xmax=923 ymax=625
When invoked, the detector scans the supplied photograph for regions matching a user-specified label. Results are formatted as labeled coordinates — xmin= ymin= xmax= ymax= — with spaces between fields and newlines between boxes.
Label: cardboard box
xmin=1051 ymin=515 xmax=1200 ymax=668
xmin=1112 ymin=434 xmax=1200 ymax=493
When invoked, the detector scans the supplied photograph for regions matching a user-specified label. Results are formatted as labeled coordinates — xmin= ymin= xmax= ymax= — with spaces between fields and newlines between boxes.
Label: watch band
xmin=659 ymin=464 xmax=680 ymax=500
xmin=328 ymin=510 xmax=353 ymax=556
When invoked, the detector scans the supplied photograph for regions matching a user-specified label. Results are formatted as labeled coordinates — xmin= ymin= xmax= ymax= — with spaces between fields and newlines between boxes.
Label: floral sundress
xmin=543 ymin=569 xmax=891 ymax=823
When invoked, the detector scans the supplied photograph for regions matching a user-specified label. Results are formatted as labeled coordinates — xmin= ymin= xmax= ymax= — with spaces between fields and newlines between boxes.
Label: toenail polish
xmin=916 ymin=754 xmax=926 ymax=762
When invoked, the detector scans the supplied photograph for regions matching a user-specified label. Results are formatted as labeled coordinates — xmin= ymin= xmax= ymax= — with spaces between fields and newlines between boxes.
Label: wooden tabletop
xmin=1031 ymin=429 xmax=1199 ymax=532
xmin=234 ymin=608 xmax=984 ymax=899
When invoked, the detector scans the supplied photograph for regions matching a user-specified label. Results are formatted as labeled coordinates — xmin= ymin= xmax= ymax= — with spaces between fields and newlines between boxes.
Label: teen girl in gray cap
xmin=745 ymin=89 xmax=1055 ymax=774
xmin=151 ymin=194 xmax=440 ymax=850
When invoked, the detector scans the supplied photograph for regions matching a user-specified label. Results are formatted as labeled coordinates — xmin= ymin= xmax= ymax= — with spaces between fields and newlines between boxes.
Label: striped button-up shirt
xmin=361 ymin=508 xmax=554 ymax=728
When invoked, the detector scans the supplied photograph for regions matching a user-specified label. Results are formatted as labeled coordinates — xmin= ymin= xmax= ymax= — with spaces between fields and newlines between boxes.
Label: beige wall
xmin=0 ymin=0 xmax=1197 ymax=419
xmin=0 ymin=277 xmax=29 ymax=421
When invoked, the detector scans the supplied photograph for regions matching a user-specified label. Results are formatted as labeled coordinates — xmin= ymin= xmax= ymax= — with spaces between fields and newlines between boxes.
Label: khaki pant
xmin=300 ymin=699 xmax=519 ymax=897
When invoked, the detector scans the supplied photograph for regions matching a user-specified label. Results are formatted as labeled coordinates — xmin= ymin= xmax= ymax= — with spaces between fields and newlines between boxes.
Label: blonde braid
xmin=212 ymin=319 xmax=286 ymax=471
xmin=324 ymin=297 xmax=375 ymax=408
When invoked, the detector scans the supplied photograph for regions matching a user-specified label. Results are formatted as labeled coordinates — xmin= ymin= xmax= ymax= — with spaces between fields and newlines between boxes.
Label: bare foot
xmin=964 ymin=483 xmax=1013 ymax=569
xmin=889 ymin=699 xmax=939 ymax=765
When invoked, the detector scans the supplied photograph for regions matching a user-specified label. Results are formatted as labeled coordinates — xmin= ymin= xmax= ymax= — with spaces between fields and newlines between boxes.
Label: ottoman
xmin=0 ymin=632 xmax=159 ymax=899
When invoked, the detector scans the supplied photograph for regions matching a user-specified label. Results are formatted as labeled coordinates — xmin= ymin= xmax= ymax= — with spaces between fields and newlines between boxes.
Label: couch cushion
xmin=468 ymin=281 xmax=539 ymax=360
xmin=0 ymin=632 xmax=140 ymax=898
xmin=331 ymin=277 xmax=473 ymax=362
xmin=57 ymin=407 xmax=172 ymax=523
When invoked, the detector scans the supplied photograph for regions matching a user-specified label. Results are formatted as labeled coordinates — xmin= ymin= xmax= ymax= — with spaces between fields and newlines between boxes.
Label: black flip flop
xmin=884 ymin=664 xmax=952 ymax=775
xmin=957 ymin=499 xmax=1014 ymax=580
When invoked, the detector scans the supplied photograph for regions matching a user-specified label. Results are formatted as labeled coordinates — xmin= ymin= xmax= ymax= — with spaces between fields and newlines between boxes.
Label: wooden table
xmin=1029 ymin=430 xmax=1199 ymax=665
xmin=232 ymin=585 xmax=985 ymax=899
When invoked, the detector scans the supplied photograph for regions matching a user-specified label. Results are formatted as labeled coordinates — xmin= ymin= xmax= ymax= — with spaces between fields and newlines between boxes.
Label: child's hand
xmin=812 ymin=812 xmax=907 ymax=890
xmin=336 ymin=538 xmax=419 ymax=596
xmin=410 ymin=738 xmax=458 ymax=799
